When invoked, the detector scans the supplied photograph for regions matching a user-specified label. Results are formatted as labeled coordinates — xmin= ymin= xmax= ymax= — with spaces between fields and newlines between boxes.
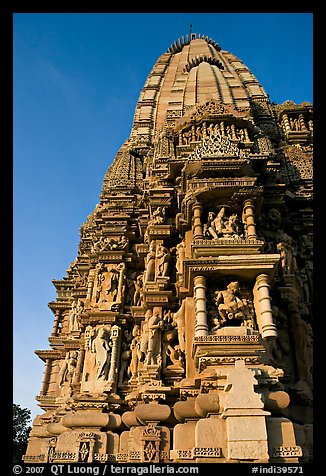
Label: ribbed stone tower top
xmin=102 ymin=33 xmax=268 ymax=195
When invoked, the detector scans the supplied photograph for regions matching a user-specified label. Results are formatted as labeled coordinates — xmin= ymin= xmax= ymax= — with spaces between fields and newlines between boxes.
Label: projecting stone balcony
xmin=192 ymin=326 xmax=264 ymax=371
xmin=179 ymin=254 xmax=280 ymax=293
xmin=191 ymin=237 xmax=265 ymax=258
xmin=142 ymin=280 xmax=173 ymax=307
xmin=146 ymin=224 xmax=172 ymax=241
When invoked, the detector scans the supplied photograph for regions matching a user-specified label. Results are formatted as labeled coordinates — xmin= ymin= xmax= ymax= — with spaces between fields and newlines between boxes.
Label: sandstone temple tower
xmin=24 ymin=33 xmax=313 ymax=464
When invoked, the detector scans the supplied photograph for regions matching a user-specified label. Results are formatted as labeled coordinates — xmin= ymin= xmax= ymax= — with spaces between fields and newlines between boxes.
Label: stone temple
xmin=24 ymin=33 xmax=313 ymax=464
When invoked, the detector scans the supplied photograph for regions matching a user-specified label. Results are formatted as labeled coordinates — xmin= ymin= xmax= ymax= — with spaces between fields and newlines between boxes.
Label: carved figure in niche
xmin=118 ymin=329 xmax=133 ymax=385
xmin=162 ymin=310 xmax=184 ymax=368
xmin=148 ymin=207 xmax=165 ymax=226
xmin=299 ymin=268 xmax=310 ymax=303
xmin=207 ymin=123 xmax=214 ymax=136
xmin=91 ymin=237 xmax=103 ymax=253
xmin=182 ymin=129 xmax=192 ymax=145
xmin=277 ymin=239 xmax=297 ymax=276
xmin=128 ymin=325 xmax=141 ymax=380
xmin=195 ymin=126 xmax=202 ymax=141
xmin=204 ymin=209 xmax=224 ymax=239
xmin=118 ymin=235 xmax=129 ymax=251
xmin=224 ymin=213 xmax=241 ymax=237
xmin=74 ymin=270 xmax=88 ymax=288
xmin=68 ymin=300 xmax=83 ymax=332
xmin=289 ymin=117 xmax=301 ymax=131
xmin=105 ymin=235 xmax=129 ymax=252
xmin=58 ymin=351 xmax=78 ymax=387
xmin=104 ymin=237 xmax=119 ymax=251
xmin=139 ymin=309 xmax=152 ymax=362
xmin=308 ymin=119 xmax=313 ymax=132
xmin=133 ymin=274 xmax=144 ymax=306
xmin=171 ymin=300 xmax=186 ymax=353
xmin=214 ymin=281 xmax=249 ymax=324
xmin=95 ymin=263 xmax=106 ymax=303
xmin=104 ymin=267 xmax=119 ymax=303
xmin=144 ymin=242 xmax=156 ymax=282
xmin=226 ymin=124 xmax=233 ymax=139
xmin=214 ymin=123 xmax=221 ymax=135
xmin=125 ymin=272 xmax=137 ymax=306
xmin=238 ymin=128 xmax=245 ymax=142
xmin=204 ymin=208 xmax=241 ymax=239
xmin=175 ymin=240 xmax=186 ymax=275
xmin=91 ymin=328 xmax=112 ymax=380
xmin=145 ymin=310 xmax=164 ymax=366
xmin=156 ymin=244 xmax=170 ymax=278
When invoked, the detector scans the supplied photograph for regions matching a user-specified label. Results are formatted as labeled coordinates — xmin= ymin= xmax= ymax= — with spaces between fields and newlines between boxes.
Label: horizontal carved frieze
xmin=172 ymin=447 xmax=222 ymax=459
xmin=272 ymin=446 xmax=303 ymax=458
xmin=194 ymin=335 xmax=259 ymax=343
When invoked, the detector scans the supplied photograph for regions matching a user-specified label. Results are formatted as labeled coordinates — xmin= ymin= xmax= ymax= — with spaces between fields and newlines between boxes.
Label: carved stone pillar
xmin=244 ymin=127 xmax=250 ymax=142
xmin=86 ymin=268 xmax=96 ymax=301
xmin=231 ymin=124 xmax=237 ymax=140
xmin=282 ymin=113 xmax=291 ymax=133
xmin=108 ymin=325 xmax=121 ymax=392
xmin=192 ymin=202 xmax=203 ymax=240
xmin=253 ymin=274 xmax=278 ymax=340
xmin=194 ymin=276 xmax=208 ymax=337
xmin=116 ymin=262 xmax=126 ymax=304
xmin=51 ymin=310 xmax=61 ymax=336
xmin=243 ymin=199 xmax=257 ymax=240
xmin=40 ymin=359 xmax=52 ymax=395
xmin=191 ymin=125 xmax=196 ymax=142
xmin=72 ymin=348 xmax=85 ymax=385
xmin=298 ymin=113 xmax=307 ymax=131
xmin=202 ymin=121 xmax=207 ymax=139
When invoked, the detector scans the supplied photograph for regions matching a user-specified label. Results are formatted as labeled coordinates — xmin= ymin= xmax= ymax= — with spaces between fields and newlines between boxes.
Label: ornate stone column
xmin=253 ymin=274 xmax=277 ymax=340
xmin=86 ymin=268 xmax=96 ymax=301
xmin=40 ymin=359 xmax=52 ymax=395
xmin=51 ymin=310 xmax=61 ymax=336
xmin=231 ymin=124 xmax=237 ymax=140
xmin=298 ymin=113 xmax=307 ymax=131
xmin=243 ymin=199 xmax=257 ymax=240
xmin=72 ymin=348 xmax=85 ymax=385
xmin=191 ymin=125 xmax=196 ymax=142
xmin=194 ymin=276 xmax=208 ymax=337
xmin=244 ymin=127 xmax=250 ymax=142
xmin=192 ymin=202 xmax=203 ymax=240
xmin=108 ymin=325 xmax=121 ymax=393
xmin=281 ymin=113 xmax=291 ymax=133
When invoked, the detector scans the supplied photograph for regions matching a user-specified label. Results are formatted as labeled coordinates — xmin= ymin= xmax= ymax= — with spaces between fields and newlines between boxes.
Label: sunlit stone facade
xmin=24 ymin=33 xmax=313 ymax=464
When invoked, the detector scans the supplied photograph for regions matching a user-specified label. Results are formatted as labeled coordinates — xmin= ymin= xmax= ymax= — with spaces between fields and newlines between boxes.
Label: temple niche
xmin=25 ymin=32 xmax=313 ymax=464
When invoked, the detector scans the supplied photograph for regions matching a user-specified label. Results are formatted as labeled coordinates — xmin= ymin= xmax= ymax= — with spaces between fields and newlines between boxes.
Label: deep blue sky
xmin=13 ymin=13 xmax=313 ymax=420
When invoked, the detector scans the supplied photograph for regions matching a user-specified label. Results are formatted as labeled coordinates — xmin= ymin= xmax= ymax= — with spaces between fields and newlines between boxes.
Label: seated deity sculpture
xmin=214 ymin=281 xmax=248 ymax=324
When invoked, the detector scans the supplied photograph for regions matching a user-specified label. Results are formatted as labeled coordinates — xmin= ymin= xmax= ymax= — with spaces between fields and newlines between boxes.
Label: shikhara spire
xmin=24 ymin=33 xmax=313 ymax=464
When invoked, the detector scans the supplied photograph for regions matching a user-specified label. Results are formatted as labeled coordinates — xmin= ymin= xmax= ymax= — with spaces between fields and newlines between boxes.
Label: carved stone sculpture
xmin=144 ymin=311 xmax=164 ymax=366
xmin=214 ymin=281 xmax=249 ymax=324
xmin=91 ymin=328 xmax=112 ymax=380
